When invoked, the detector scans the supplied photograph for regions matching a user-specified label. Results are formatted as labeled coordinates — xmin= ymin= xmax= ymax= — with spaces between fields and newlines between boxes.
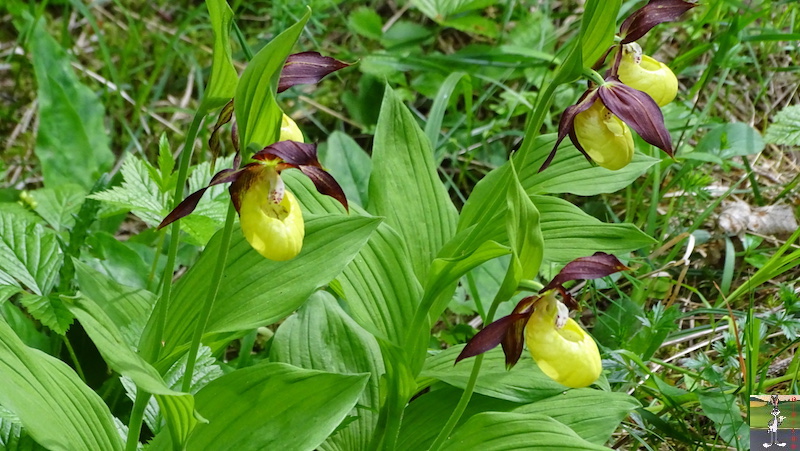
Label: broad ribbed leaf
xmin=320 ymin=131 xmax=372 ymax=208
xmin=149 ymin=363 xmax=369 ymax=450
xmin=441 ymin=412 xmax=609 ymax=450
xmin=66 ymin=294 xmax=196 ymax=448
xmin=73 ymin=260 xmax=156 ymax=350
xmin=235 ymin=10 xmax=309 ymax=149
xmin=425 ymin=71 xmax=472 ymax=159
xmin=0 ymin=318 xmax=123 ymax=450
xmin=141 ymin=214 xmax=380 ymax=362
xmin=580 ymin=0 xmax=621 ymax=67
xmin=26 ymin=16 xmax=114 ymax=190
xmin=202 ymin=0 xmax=238 ymax=109
xmin=397 ymin=387 xmax=520 ymax=451
xmin=513 ymin=389 xmax=640 ymax=445
xmin=422 ymin=345 xmax=565 ymax=403
xmin=270 ymin=292 xmax=383 ymax=451
xmin=0 ymin=210 xmax=61 ymax=296
xmin=368 ymin=85 xmax=458 ymax=282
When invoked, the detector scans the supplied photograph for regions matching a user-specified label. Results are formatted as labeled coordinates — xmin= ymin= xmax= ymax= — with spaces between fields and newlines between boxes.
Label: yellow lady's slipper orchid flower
xmin=617 ymin=43 xmax=678 ymax=107
xmin=574 ymin=101 xmax=635 ymax=171
xmin=524 ymin=292 xmax=602 ymax=388
xmin=239 ymin=173 xmax=305 ymax=261
xmin=280 ymin=114 xmax=304 ymax=142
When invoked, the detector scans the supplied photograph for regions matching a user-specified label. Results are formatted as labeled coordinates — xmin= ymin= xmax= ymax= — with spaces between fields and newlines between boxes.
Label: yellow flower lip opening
xmin=574 ymin=101 xmax=635 ymax=171
xmin=617 ymin=44 xmax=678 ymax=107
xmin=239 ymin=180 xmax=305 ymax=262
xmin=524 ymin=292 xmax=602 ymax=388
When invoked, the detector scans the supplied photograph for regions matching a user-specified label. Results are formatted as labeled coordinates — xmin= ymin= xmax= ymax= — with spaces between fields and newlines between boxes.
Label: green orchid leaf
xmin=0 ymin=209 xmax=62 ymax=296
xmin=440 ymin=412 xmax=609 ymax=451
xmin=235 ymin=9 xmax=310 ymax=150
xmin=422 ymin=346 xmax=566 ymax=403
xmin=397 ymin=386 xmax=520 ymax=451
xmin=320 ymin=131 xmax=372 ymax=208
xmin=141 ymin=214 xmax=380 ymax=363
xmin=148 ymin=363 xmax=369 ymax=451
xmin=65 ymin=293 xmax=196 ymax=449
xmin=512 ymin=389 xmax=640 ymax=444
xmin=202 ymin=0 xmax=239 ymax=109
xmin=368 ymin=85 xmax=458 ymax=283
xmin=580 ymin=0 xmax=621 ymax=69
xmin=506 ymin=159 xmax=544 ymax=282
xmin=24 ymin=16 xmax=114 ymax=190
xmin=0 ymin=318 xmax=123 ymax=450
xmin=73 ymin=260 xmax=156 ymax=349
xmin=271 ymin=291 xmax=383 ymax=451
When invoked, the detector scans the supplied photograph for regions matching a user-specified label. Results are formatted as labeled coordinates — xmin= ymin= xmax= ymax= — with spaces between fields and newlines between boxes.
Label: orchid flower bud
xmin=574 ymin=101 xmax=635 ymax=171
xmin=617 ymin=43 xmax=678 ymax=107
xmin=280 ymin=114 xmax=304 ymax=142
xmin=524 ymin=291 xmax=602 ymax=388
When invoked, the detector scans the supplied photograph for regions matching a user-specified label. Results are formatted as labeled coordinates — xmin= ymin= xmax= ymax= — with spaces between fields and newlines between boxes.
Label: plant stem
xmin=62 ymin=335 xmax=86 ymax=383
xmin=150 ymin=109 xmax=207 ymax=362
xmin=181 ymin=202 xmax=237 ymax=392
xmin=125 ymin=391 xmax=149 ymax=451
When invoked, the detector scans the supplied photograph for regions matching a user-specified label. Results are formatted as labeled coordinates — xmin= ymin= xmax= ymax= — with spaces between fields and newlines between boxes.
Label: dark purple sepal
xmin=208 ymin=100 xmax=235 ymax=168
xmin=541 ymin=252 xmax=630 ymax=293
xmin=539 ymin=90 xmax=599 ymax=173
xmin=252 ymin=140 xmax=322 ymax=168
xmin=227 ymin=164 xmax=262 ymax=214
xmin=231 ymin=122 xmax=240 ymax=166
xmin=158 ymin=168 xmax=244 ymax=229
xmin=599 ymin=79 xmax=673 ymax=157
xmin=298 ymin=165 xmax=349 ymax=211
xmin=619 ymin=0 xmax=697 ymax=44
xmin=500 ymin=295 xmax=539 ymax=369
xmin=278 ymin=51 xmax=350 ymax=93
xmin=455 ymin=312 xmax=530 ymax=365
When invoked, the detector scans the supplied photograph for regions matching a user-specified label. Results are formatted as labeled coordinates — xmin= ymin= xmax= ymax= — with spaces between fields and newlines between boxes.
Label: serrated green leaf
xmin=157 ymin=134 xmax=176 ymax=193
xmin=0 ymin=317 xmax=123 ymax=450
xmin=441 ymin=412 xmax=609 ymax=450
xmin=202 ymin=0 xmax=239 ymax=109
xmin=270 ymin=291 xmax=383 ymax=451
xmin=66 ymin=293 xmax=196 ymax=449
xmin=18 ymin=294 xmax=73 ymax=335
xmin=765 ymin=104 xmax=800 ymax=146
xmin=30 ymin=184 xmax=86 ymax=233
xmin=89 ymin=157 xmax=167 ymax=226
xmin=235 ymin=10 xmax=310 ymax=150
xmin=422 ymin=346 xmax=566 ymax=402
xmin=140 ymin=214 xmax=380 ymax=364
xmin=148 ymin=363 xmax=369 ymax=451
xmin=320 ymin=132 xmax=372 ymax=208
xmin=369 ymin=85 xmax=458 ymax=282
xmin=512 ymin=389 xmax=640 ymax=444
xmin=0 ymin=210 xmax=62 ymax=296
xmin=25 ymin=16 xmax=114 ymax=190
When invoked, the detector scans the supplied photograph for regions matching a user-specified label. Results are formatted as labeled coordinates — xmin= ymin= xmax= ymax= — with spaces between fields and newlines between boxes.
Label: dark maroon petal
xmin=298 ymin=165 xmax=348 ymax=211
xmin=253 ymin=140 xmax=322 ymax=168
xmin=541 ymin=252 xmax=630 ymax=293
xmin=209 ymin=168 xmax=243 ymax=186
xmin=599 ymin=80 xmax=673 ymax=157
xmin=231 ymin=122 xmax=240 ymax=166
xmin=278 ymin=51 xmax=350 ymax=93
xmin=158 ymin=187 xmax=209 ymax=229
xmin=455 ymin=312 xmax=531 ymax=365
xmin=620 ymin=0 xmax=696 ymax=44
xmin=208 ymin=100 xmax=235 ymax=166
xmin=539 ymin=91 xmax=599 ymax=173
xmin=227 ymin=164 xmax=263 ymax=214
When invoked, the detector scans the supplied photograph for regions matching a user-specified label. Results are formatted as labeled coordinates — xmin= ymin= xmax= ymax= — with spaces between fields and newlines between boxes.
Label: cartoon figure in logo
xmin=765 ymin=394 xmax=787 ymax=448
